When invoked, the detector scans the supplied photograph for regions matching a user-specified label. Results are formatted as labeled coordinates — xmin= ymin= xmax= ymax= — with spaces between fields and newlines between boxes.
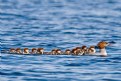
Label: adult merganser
xmin=97 ymin=41 xmax=109 ymax=57
xmin=23 ymin=48 xmax=29 ymax=54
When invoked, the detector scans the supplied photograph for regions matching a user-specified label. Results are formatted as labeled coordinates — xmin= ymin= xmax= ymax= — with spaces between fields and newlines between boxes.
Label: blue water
xmin=0 ymin=0 xmax=121 ymax=81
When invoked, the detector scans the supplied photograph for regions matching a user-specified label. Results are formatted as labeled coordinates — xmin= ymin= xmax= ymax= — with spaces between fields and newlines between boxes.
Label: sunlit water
xmin=0 ymin=0 xmax=121 ymax=81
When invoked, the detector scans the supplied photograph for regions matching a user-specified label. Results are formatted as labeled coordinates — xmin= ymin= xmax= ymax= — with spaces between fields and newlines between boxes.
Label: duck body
xmin=71 ymin=46 xmax=86 ymax=55
xmin=87 ymin=46 xmax=96 ymax=55
xmin=23 ymin=48 xmax=29 ymax=54
xmin=9 ymin=48 xmax=16 ymax=53
xmin=15 ymin=48 xmax=22 ymax=54
xmin=65 ymin=49 xmax=71 ymax=55
xmin=97 ymin=41 xmax=109 ymax=56
xmin=31 ymin=48 xmax=37 ymax=54
xmin=37 ymin=48 xmax=44 ymax=54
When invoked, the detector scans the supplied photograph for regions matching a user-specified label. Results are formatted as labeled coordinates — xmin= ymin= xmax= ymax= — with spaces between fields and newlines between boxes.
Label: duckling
xmin=23 ymin=48 xmax=29 ymax=54
xmin=71 ymin=48 xmax=78 ymax=55
xmin=37 ymin=48 xmax=44 ymax=54
xmin=56 ymin=49 xmax=63 ymax=55
xmin=75 ymin=47 xmax=84 ymax=55
xmin=15 ymin=48 xmax=22 ymax=54
xmin=31 ymin=48 xmax=37 ymax=54
xmin=81 ymin=45 xmax=87 ymax=55
xmin=65 ymin=49 xmax=71 ymax=55
xmin=72 ymin=47 xmax=85 ymax=55
xmin=88 ymin=46 xmax=96 ymax=55
xmin=51 ymin=49 xmax=57 ymax=55
xmin=9 ymin=48 xmax=15 ymax=53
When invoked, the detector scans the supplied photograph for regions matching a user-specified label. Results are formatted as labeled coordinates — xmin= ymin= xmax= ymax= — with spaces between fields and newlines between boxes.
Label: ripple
xmin=64 ymin=63 xmax=89 ymax=66
xmin=1 ymin=0 xmax=121 ymax=81
xmin=0 ymin=12 xmax=37 ymax=21
xmin=0 ymin=71 xmax=25 ymax=76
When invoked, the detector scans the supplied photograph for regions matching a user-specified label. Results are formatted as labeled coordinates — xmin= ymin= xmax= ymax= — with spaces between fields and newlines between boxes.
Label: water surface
xmin=0 ymin=0 xmax=121 ymax=81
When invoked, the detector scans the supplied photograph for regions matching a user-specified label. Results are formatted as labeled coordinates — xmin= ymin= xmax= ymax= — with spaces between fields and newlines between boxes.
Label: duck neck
xmin=100 ymin=48 xmax=107 ymax=56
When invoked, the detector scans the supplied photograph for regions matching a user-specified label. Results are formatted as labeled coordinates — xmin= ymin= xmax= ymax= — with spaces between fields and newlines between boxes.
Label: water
xmin=0 ymin=0 xmax=121 ymax=81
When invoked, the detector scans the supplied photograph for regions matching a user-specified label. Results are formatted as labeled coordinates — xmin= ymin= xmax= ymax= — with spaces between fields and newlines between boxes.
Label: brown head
xmin=81 ymin=45 xmax=87 ymax=50
xmin=75 ymin=47 xmax=82 ymax=51
xmin=23 ymin=48 xmax=29 ymax=54
xmin=89 ymin=46 xmax=95 ymax=49
xmin=97 ymin=41 xmax=109 ymax=49
xmin=71 ymin=47 xmax=79 ymax=55
xmin=65 ymin=49 xmax=71 ymax=55
xmin=9 ymin=48 xmax=15 ymax=53
xmin=88 ymin=46 xmax=96 ymax=54
xmin=37 ymin=48 xmax=44 ymax=54
xmin=75 ymin=47 xmax=81 ymax=49
xmin=76 ymin=47 xmax=82 ymax=55
xmin=56 ymin=49 xmax=62 ymax=54
xmin=81 ymin=46 xmax=87 ymax=54
xmin=51 ymin=49 xmax=57 ymax=55
xmin=71 ymin=48 xmax=76 ymax=53
xmin=15 ymin=48 xmax=22 ymax=53
xmin=31 ymin=48 xmax=37 ymax=54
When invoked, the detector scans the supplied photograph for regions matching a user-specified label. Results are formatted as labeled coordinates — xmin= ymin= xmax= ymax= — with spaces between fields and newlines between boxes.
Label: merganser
xmin=51 ymin=49 xmax=57 ymax=55
xmin=9 ymin=48 xmax=15 ymax=53
xmin=71 ymin=47 xmax=83 ymax=55
xmin=56 ymin=49 xmax=63 ymax=55
xmin=15 ymin=48 xmax=22 ymax=54
xmin=37 ymin=48 xmax=44 ymax=54
xmin=65 ymin=49 xmax=71 ymax=55
xmin=71 ymin=48 xmax=77 ymax=55
xmin=76 ymin=47 xmax=84 ymax=55
xmin=31 ymin=48 xmax=37 ymax=54
xmin=81 ymin=46 xmax=87 ymax=55
xmin=88 ymin=46 xmax=96 ymax=55
xmin=23 ymin=48 xmax=29 ymax=54
xmin=97 ymin=41 xmax=109 ymax=57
